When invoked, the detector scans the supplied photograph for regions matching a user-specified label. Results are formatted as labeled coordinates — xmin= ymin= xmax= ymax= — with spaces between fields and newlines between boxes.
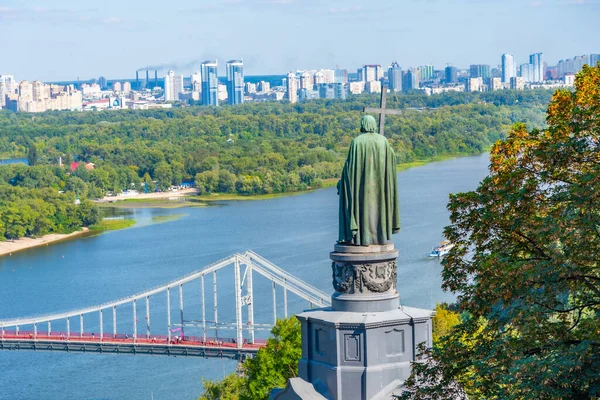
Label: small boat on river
xmin=429 ymin=240 xmax=454 ymax=257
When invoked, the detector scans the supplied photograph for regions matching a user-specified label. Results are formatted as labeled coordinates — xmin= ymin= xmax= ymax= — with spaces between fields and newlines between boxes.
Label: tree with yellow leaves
xmin=402 ymin=64 xmax=600 ymax=399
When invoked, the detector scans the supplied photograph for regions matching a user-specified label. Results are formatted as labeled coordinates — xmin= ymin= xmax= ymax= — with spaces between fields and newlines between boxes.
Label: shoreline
xmin=0 ymin=228 xmax=91 ymax=258
xmin=192 ymin=152 xmax=491 ymax=203
xmin=95 ymin=188 xmax=199 ymax=203
xmin=95 ymin=151 xmax=490 ymax=206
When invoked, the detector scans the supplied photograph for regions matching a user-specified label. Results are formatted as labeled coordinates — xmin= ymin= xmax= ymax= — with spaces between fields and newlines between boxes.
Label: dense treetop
xmin=0 ymin=89 xmax=553 ymax=240
xmin=0 ymin=89 xmax=551 ymax=196
xmin=401 ymin=65 xmax=600 ymax=399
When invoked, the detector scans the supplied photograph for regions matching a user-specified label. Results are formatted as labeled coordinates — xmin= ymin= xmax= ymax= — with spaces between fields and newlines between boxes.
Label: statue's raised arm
xmin=338 ymin=115 xmax=400 ymax=245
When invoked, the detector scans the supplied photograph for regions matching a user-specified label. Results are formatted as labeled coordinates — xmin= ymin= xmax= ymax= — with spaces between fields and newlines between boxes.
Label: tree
xmin=65 ymin=176 xmax=87 ymax=198
xmin=217 ymin=170 xmax=236 ymax=193
xmin=197 ymin=317 xmax=302 ymax=400
xmin=242 ymin=317 xmax=302 ymax=400
xmin=199 ymin=373 xmax=245 ymax=400
xmin=402 ymin=64 xmax=600 ymax=399
xmin=77 ymin=200 xmax=100 ymax=227
xmin=154 ymin=162 xmax=172 ymax=190
xmin=27 ymin=144 xmax=38 ymax=166
xmin=431 ymin=303 xmax=460 ymax=345
xmin=195 ymin=170 xmax=219 ymax=194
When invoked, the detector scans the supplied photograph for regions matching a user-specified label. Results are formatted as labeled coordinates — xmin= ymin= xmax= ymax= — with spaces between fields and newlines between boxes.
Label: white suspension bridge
xmin=0 ymin=251 xmax=330 ymax=360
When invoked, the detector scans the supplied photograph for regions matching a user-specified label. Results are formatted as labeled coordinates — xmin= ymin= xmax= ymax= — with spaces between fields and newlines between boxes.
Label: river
xmin=0 ymin=153 xmax=490 ymax=400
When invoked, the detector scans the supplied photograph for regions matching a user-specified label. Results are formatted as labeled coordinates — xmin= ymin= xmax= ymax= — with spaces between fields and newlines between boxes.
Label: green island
xmin=102 ymin=197 xmax=209 ymax=208
xmin=0 ymin=89 xmax=552 ymax=240
xmin=89 ymin=219 xmax=136 ymax=231
xmin=151 ymin=214 xmax=186 ymax=224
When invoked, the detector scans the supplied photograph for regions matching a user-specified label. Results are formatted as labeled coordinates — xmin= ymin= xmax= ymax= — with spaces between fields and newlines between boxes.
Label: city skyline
xmin=0 ymin=0 xmax=598 ymax=81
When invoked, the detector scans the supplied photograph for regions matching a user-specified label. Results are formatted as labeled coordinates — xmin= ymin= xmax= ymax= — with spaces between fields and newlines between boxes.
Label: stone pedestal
xmin=331 ymin=244 xmax=399 ymax=313
xmin=272 ymin=244 xmax=433 ymax=400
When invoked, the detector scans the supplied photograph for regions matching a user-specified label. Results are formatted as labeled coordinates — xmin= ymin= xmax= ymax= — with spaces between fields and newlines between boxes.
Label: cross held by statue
xmin=363 ymin=85 xmax=402 ymax=136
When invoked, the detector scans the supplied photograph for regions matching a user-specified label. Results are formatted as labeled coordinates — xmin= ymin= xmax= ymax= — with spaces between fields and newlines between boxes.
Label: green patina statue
xmin=337 ymin=115 xmax=400 ymax=245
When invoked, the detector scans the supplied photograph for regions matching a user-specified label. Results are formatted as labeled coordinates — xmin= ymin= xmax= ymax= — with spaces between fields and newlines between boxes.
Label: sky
xmin=0 ymin=0 xmax=599 ymax=81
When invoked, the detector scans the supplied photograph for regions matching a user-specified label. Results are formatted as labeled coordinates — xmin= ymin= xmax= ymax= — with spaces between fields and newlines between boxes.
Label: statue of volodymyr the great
xmin=337 ymin=115 xmax=400 ymax=246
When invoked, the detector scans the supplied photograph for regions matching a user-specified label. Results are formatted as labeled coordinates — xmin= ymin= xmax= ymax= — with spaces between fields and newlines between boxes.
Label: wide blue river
xmin=0 ymin=154 xmax=490 ymax=400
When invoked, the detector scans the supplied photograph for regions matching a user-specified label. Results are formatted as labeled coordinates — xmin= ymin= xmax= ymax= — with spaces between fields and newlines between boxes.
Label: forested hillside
xmin=0 ymin=90 xmax=553 ymax=240
xmin=0 ymin=90 xmax=551 ymax=196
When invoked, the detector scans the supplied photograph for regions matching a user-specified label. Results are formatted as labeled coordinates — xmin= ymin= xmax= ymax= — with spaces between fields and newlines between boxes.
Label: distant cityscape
xmin=0 ymin=52 xmax=599 ymax=113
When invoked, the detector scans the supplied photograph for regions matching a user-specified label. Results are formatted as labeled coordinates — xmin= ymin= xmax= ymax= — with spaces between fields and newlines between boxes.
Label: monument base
xmin=272 ymin=306 xmax=432 ymax=400
xmin=272 ymin=243 xmax=433 ymax=400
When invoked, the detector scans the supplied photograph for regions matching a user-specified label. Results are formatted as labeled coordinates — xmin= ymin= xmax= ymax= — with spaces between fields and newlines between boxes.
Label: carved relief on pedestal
xmin=331 ymin=261 xmax=397 ymax=294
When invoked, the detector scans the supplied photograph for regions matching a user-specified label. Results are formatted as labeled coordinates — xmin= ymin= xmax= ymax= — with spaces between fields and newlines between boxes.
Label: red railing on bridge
xmin=1 ymin=330 xmax=267 ymax=350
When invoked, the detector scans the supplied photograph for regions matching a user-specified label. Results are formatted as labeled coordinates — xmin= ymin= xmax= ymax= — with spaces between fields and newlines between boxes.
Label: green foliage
xmin=242 ymin=317 xmax=302 ymax=400
xmin=88 ymin=219 xmax=135 ymax=231
xmin=402 ymin=65 xmax=600 ymax=399
xmin=0 ymin=90 xmax=551 ymax=199
xmin=0 ymin=186 xmax=99 ymax=240
xmin=198 ymin=317 xmax=302 ymax=400
xmin=199 ymin=373 xmax=245 ymax=400
xmin=27 ymin=144 xmax=38 ymax=166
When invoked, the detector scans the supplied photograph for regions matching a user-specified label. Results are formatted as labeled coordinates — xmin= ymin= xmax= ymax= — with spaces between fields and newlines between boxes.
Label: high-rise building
xmin=245 ymin=82 xmax=257 ymax=94
xmin=501 ymin=54 xmax=515 ymax=83
xmin=529 ymin=53 xmax=544 ymax=82
xmin=356 ymin=68 xmax=364 ymax=82
xmin=363 ymin=65 xmax=383 ymax=82
xmin=489 ymin=77 xmax=502 ymax=91
xmin=365 ymin=80 xmax=382 ymax=93
xmin=122 ymin=81 xmax=132 ymax=94
xmin=286 ymin=72 xmax=298 ymax=104
xmin=113 ymin=81 xmax=122 ymax=92
xmin=349 ymin=81 xmax=365 ymax=95
xmin=201 ymin=61 xmax=219 ymax=106
xmin=466 ymin=77 xmax=483 ymax=92
xmin=591 ymin=54 xmax=600 ymax=66
xmin=321 ymin=69 xmax=335 ymax=84
xmin=334 ymin=69 xmax=348 ymax=84
xmin=5 ymin=80 xmax=82 ymax=112
xmin=191 ymin=73 xmax=201 ymax=92
xmin=388 ymin=62 xmax=402 ymax=92
xmin=510 ymin=76 xmax=525 ymax=90
xmin=470 ymin=64 xmax=491 ymax=80
xmin=333 ymin=83 xmax=346 ymax=100
xmin=314 ymin=71 xmax=326 ymax=86
xmin=573 ymin=55 xmax=590 ymax=72
xmin=445 ymin=66 xmax=458 ymax=84
xmin=163 ymin=70 xmax=184 ymax=102
xmin=298 ymin=88 xmax=319 ymax=102
xmin=0 ymin=75 xmax=17 ymax=107
xmin=217 ymin=84 xmax=228 ymax=102
xmin=318 ymin=84 xmax=336 ymax=100
xmin=300 ymin=72 xmax=313 ymax=90
xmin=98 ymin=76 xmax=107 ymax=90
xmin=419 ymin=65 xmax=434 ymax=81
xmin=226 ymin=60 xmax=244 ymax=105
xmin=257 ymin=81 xmax=270 ymax=94
xmin=403 ymin=69 xmax=420 ymax=90
xmin=519 ymin=63 xmax=533 ymax=82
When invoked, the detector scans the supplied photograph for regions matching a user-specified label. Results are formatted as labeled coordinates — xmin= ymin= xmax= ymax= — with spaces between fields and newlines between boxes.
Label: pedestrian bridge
xmin=0 ymin=251 xmax=331 ymax=360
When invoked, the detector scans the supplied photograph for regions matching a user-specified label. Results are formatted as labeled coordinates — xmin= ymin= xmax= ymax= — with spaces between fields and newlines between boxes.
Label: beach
xmin=0 ymin=228 xmax=90 ymax=257
xmin=95 ymin=188 xmax=199 ymax=203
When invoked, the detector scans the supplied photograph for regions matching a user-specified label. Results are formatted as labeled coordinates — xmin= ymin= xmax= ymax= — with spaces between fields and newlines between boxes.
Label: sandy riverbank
xmin=95 ymin=188 xmax=199 ymax=203
xmin=0 ymin=228 xmax=90 ymax=257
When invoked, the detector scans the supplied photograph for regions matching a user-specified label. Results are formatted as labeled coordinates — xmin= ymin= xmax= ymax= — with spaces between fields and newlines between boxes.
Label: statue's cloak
xmin=338 ymin=132 xmax=400 ymax=245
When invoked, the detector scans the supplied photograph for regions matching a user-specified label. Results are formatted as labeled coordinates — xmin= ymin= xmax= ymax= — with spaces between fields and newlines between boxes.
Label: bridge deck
xmin=0 ymin=331 xmax=266 ymax=359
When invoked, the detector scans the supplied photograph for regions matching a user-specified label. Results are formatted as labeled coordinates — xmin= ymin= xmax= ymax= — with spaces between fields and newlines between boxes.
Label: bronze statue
xmin=337 ymin=115 xmax=400 ymax=245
